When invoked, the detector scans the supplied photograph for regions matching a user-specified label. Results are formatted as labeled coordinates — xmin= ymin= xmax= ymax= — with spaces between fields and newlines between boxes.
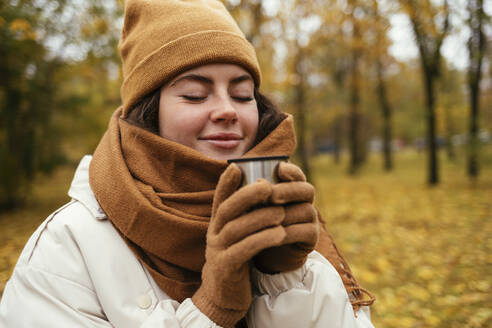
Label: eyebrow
xmin=169 ymin=74 xmax=253 ymax=87
xmin=230 ymin=75 xmax=253 ymax=85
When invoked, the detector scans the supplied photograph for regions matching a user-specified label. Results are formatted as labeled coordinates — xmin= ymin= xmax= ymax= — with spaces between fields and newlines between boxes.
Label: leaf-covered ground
xmin=1 ymin=149 xmax=491 ymax=327
xmin=313 ymin=149 xmax=491 ymax=327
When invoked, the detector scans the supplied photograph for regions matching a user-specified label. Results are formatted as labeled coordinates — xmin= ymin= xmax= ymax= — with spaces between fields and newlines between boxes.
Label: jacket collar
xmin=68 ymin=155 xmax=107 ymax=220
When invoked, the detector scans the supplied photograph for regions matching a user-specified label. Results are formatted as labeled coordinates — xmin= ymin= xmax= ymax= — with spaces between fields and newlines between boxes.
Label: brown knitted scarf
xmin=89 ymin=108 xmax=374 ymax=311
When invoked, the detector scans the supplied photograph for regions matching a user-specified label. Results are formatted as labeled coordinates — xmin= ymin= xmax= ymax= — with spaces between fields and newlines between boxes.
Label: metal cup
xmin=227 ymin=156 xmax=289 ymax=186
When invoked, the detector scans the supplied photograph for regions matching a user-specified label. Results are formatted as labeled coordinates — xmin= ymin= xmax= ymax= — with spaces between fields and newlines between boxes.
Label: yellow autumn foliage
xmin=8 ymin=18 xmax=37 ymax=40
xmin=9 ymin=18 xmax=31 ymax=32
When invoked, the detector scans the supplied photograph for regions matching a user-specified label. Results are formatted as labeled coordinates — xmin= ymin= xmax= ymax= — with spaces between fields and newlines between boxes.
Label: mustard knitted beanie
xmin=119 ymin=0 xmax=262 ymax=117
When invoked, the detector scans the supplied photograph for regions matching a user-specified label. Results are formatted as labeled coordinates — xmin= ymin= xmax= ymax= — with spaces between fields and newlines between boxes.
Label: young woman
xmin=0 ymin=1 xmax=374 ymax=327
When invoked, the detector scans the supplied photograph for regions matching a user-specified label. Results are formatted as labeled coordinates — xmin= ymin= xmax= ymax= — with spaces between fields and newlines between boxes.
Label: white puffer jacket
xmin=0 ymin=156 xmax=374 ymax=328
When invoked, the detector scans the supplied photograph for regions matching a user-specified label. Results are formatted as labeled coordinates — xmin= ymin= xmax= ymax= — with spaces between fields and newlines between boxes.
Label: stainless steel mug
xmin=227 ymin=156 xmax=289 ymax=185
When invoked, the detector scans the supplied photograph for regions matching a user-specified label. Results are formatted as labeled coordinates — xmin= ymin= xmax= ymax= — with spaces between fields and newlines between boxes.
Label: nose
xmin=210 ymin=94 xmax=238 ymax=124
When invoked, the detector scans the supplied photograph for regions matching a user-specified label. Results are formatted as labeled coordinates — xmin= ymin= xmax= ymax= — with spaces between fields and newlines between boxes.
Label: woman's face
xmin=158 ymin=64 xmax=258 ymax=161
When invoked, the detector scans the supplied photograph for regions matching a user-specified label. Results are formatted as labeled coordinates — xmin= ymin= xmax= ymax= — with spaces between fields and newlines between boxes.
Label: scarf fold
xmin=89 ymin=107 xmax=373 ymax=310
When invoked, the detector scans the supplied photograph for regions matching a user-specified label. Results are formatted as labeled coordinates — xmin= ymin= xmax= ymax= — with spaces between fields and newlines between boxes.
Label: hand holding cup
xmin=254 ymin=161 xmax=320 ymax=274
xmin=192 ymin=164 xmax=287 ymax=327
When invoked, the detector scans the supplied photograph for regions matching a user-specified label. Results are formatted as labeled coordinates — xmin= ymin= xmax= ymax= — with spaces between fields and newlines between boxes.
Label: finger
xmin=282 ymin=223 xmax=320 ymax=249
xmin=223 ymin=226 xmax=286 ymax=269
xmin=211 ymin=179 xmax=272 ymax=234
xmin=212 ymin=164 xmax=242 ymax=216
xmin=283 ymin=203 xmax=317 ymax=226
xmin=270 ymin=181 xmax=314 ymax=205
xmin=213 ymin=206 xmax=285 ymax=248
xmin=277 ymin=162 xmax=306 ymax=182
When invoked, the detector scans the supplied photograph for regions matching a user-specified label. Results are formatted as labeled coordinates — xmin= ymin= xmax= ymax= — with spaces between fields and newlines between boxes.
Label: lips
xmin=199 ymin=132 xmax=243 ymax=149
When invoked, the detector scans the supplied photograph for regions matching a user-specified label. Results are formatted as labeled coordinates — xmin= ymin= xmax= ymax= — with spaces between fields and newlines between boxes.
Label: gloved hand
xmin=254 ymin=162 xmax=320 ymax=274
xmin=192 ymin=164 xmax=286 ymax=328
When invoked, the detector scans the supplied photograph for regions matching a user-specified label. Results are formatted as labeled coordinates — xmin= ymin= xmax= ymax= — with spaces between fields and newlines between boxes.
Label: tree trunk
xmin=332 ymin=75 xmax=345 ymax=165
xmin=405 ymin=0 xmax=449 ymax=185
xmin=423 ymin=70 xmax=439 ymax=185
xmin=376 ymin=60 xmax=393 ymax=171
xmin=333 ymin=117 xmax=342 ymax=164
xmin=444 ymin=106 xmax=455 ymax=161
xmin=467 ymin=0 xmax=484 ymax=179
xmin=468 ymin=76 xmax=480 ymax=178
xmin=348 ymin=20 xmax=361 ymax=175
xmin=295 ymin=49 xmax=311 ymax=181
xmin=348 ymin=78 xmax=360 ymax=175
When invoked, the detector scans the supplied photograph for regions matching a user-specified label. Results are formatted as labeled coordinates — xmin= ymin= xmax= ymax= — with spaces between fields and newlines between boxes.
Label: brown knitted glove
xmin=192 ymin=164 xmax=286 ymax=328
xmin=254 ymin=162 xmax=320 ymax=274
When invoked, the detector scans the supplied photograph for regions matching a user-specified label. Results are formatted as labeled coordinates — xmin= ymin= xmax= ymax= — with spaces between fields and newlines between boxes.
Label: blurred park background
xmin=1 ymin=0 xmax=491 ymax=326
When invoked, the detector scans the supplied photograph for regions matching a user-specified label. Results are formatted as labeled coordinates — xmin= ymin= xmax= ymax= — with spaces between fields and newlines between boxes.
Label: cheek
xmin=241 ymin=105 xmax=259 ymax=137
xmin=159 ymin=101 xmax=208 ymax=144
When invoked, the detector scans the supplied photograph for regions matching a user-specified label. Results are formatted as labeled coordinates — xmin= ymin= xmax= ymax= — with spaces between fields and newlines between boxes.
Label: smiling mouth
xmin=199 ymin=133 xmax=243 ymax=149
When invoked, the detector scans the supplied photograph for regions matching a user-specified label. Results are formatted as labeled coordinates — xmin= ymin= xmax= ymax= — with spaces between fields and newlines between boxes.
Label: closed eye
xmin=181 ymin=95 xmax=206 ymax=102
xmin=233 ymin=96 xmax=254 ymax=102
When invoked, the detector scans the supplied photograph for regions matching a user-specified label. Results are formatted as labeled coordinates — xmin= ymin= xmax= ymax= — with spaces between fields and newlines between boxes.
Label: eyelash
xmin=182 ymin=96 xmax=206 ymax=102
xmin=181 ymin=96 xmax=253 ymax=103
xmin=234 ymin=96 xmax=254 ymax=102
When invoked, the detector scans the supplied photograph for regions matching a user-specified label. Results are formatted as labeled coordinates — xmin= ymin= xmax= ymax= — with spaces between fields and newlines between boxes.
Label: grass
xmin=1 ymin=146 xmax=491 ymax=327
